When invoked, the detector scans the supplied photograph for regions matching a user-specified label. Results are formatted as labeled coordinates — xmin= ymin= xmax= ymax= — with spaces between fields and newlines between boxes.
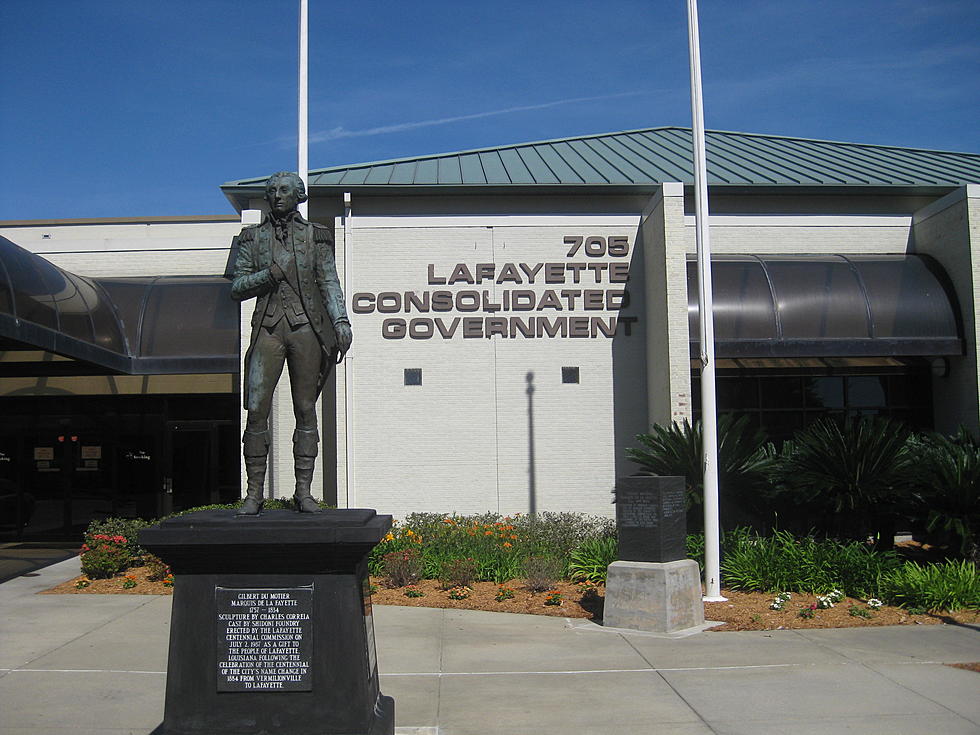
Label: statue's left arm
xmin=313 ymin=224 xmax=352 ymax=357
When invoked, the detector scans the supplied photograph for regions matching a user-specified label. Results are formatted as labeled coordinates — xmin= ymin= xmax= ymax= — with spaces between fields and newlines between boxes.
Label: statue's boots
xmin=293 ymin=428 xmax=322 ymax=513
xmin=237 ymin=429 xmax=269 ymax=516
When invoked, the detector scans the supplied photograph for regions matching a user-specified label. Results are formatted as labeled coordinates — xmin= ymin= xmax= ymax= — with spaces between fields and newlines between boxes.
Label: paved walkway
xmin=1 ymin=557 xmax=978 ymax=735
xmin=0 ymin=542 xmax=77 ymax=584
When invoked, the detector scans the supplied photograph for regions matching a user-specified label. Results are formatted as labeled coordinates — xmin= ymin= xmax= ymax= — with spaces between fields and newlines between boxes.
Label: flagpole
xmin=298 ymin=0 xmax=309 ymax=218
xmin=686 ymin=0 xmax=725 ymax=602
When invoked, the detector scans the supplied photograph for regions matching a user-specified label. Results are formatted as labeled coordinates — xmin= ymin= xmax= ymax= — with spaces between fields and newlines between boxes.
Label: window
xmin=562 ymin=367 xmax=580 ymax=384
xmin=404 ymin=368 xmax=422 ymax=386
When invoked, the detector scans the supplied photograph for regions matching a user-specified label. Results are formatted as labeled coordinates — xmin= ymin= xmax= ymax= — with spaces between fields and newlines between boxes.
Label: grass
xmin=879 ymin=559 xmax=980 ymax=612
xmin=719 ymin=528 xmax=902 ymax=596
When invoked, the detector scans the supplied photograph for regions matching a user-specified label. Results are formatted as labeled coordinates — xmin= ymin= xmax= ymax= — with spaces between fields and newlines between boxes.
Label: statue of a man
xmin=231 ymin=172 xmax=352 ymax=515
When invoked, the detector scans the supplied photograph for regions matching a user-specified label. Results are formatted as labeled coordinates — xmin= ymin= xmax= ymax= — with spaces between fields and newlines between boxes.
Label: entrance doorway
xmin=165 ymin=421 xmax=239 ymax=513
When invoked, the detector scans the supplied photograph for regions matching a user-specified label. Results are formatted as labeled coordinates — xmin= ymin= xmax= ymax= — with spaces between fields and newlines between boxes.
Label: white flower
xmin=816 ymin=595 xmax=835 ymax=609
xmin=867 ymin=598 xmax=883 ymax=609
xmin=828 ymin=589 xmax=845 ymax=603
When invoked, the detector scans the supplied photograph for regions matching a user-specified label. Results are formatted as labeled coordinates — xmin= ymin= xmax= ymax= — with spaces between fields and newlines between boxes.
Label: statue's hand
xmin=269 ymin=263 xmax=286 ymax=282
xmin=334 ymin=320 xmax=353 ymax=358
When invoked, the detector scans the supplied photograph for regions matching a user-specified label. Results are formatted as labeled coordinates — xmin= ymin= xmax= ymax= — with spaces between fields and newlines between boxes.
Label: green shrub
xmin=143 ymin=553 xmax=170 ymax=582
xmin=80 ymin=537 xmax=131 ymax=579
xmin=382 ymin=548 xmax=423 ymax=587
xmin=368 ymin=512 xmax=613 ymax=584
xmin=720 ymin=528 xmax=901 ymax=596
xmin=569 ymin=536 xmax=618 ymax=583
xmin=879 ymin=560 xmax=980 ymax=612
xmin=773 ymin=417 xmax=913 ymax=544
xmin=686 ymin=532 xmax=706 ymax=571
xmin=439 ymin=557 xmax=479 ymax=589
xmin=626 ymin=414 xmax=776 ymax=529
xmin=909 ymin=432 xmax=980 ymax=558
xmin=523 ymin=555 xmax=563 ymax=592
xmin=84 ymin=517 xmax=149 ymax=560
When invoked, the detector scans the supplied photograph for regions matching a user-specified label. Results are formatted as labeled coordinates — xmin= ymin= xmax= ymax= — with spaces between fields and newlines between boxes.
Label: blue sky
xmin=1 ymin=0 xmax=977 ymax=220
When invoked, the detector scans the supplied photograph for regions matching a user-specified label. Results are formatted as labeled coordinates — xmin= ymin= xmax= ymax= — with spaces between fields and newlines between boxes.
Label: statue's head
xmin=265 ymin=171 xmax=308 ymax=217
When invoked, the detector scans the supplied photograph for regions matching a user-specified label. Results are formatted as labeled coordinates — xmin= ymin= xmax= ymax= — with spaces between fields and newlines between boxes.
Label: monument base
xmin=602 ymin=559 xmax=704 ymax=633
xmin=140 ymin=509 xmax=394 ymax=735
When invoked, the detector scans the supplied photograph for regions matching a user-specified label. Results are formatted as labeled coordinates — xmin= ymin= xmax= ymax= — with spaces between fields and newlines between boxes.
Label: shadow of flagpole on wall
xmin=526 ymin=371 xmax=537 ymax=517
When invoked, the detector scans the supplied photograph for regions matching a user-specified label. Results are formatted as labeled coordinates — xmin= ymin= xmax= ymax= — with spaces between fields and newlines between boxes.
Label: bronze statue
xmin=231 ymin=172 xmax=352 ymax=514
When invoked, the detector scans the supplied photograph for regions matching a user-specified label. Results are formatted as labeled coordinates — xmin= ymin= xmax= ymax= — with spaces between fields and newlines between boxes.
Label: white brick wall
xmin=339 ymin=218 xmax=645 ymax=519
xmin=911 ymin=186 xmax=980 ymax=433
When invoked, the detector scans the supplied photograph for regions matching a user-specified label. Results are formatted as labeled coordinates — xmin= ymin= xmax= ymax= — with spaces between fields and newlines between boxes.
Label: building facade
xmin=2 ymin=128 xmax=979 ymax=535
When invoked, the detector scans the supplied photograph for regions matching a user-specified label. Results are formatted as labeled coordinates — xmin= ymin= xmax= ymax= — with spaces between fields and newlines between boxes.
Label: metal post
xmin=686 ymin=0 xmax=726 ymax=601
xmin=297 ymin=0 xmax=309 ymax=218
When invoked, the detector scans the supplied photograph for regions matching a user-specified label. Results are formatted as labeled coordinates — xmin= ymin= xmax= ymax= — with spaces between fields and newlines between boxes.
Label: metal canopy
xmin=688 ymin=254 xmax=963 ymax=358
xmin=0 ymin=236 xmax=238 ymax=374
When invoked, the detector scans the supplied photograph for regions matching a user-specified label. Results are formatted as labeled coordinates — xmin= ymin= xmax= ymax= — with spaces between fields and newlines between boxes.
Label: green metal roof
xmin=222 ymin=126 xmax=980 ymax=198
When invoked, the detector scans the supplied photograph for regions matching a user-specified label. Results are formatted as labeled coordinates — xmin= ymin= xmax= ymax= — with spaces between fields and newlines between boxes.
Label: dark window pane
xmin=717 ymin=378 xmax=758 ymax=410
xmin=562 ymin=366 xmax=580 ymax=384
xmin=760 ymin=377 xmax=803 ymax=409
xmin=404 ymin=368 xmax=422 ymax=386
xmin=805 ymin=377 xmax=844 ymax=408
xmin=886 ymin=374 xmax=918 ymax=407
xmin=847 ymin=377 xmax=886 ymax=407
xmin=762 ymin=412 xmax=803 ymax=441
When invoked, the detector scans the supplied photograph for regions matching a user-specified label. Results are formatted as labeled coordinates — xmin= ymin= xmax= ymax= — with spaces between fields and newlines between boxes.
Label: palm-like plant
xmin=626 ymin=414 xmax=776 ymax=527
xmin=911 ymin=432 xmax=980 ymax=559
xmin=775 ymin=416 xmax=913 ymax=546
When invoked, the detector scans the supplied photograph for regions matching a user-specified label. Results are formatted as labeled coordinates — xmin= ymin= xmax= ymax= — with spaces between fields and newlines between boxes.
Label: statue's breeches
xmin=245 ymin=320 xmax=322 ymax=431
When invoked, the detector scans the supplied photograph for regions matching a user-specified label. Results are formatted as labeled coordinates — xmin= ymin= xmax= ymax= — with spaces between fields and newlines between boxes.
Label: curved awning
xmin=688 ymin=254 xmax=963 ymax=358
xmin=0 ymin=236 xmax=238 ymax=374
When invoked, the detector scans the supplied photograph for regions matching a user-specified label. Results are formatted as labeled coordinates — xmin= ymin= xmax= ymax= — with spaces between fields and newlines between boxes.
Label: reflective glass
xmin=688 ymin=257 xmax=777 ymax=342
xmin=805 ymin=376 xmax=844 ymax=408
xmin=5 ymin=243 xmax=59 ymax=329
xmin=0 ymin=262 xmax=13 ymax=317
xmin=761 ymin=412 xmax=804 ymax=440
xmin=847 ymin=376 xmax=886 ymax=407
xmin=760 ymin=377 xmax=803 ymax=409
xmin=84 ymin=281 xmax=127 ymax=353
xmin=847 ymin=256 xmax=958 ymax=339
xmin=97 ymin=279 xmax=152 ymax=353
xmin=717 ymin=377 xmax=758 ymax=409
xmin=53 ymin=272 xmax=96 ymax=344
xmin=763 ymin=256 xmax=870 ymax=339
xmin=139 ymin=278 xmax=237 ymax=357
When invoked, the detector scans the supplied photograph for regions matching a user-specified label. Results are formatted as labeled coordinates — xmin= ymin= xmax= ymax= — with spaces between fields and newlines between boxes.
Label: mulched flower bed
xmin=43 ymin=568 xmax=979 ymax=631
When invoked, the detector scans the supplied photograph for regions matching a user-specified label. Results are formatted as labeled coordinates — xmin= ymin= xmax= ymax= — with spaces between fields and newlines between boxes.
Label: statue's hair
xmin=264 ymin=171 xmax=308 ymax=204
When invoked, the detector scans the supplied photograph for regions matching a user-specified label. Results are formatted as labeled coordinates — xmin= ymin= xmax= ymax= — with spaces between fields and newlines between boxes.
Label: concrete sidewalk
xmin=1 ymin=557 xmax=978 ymax=735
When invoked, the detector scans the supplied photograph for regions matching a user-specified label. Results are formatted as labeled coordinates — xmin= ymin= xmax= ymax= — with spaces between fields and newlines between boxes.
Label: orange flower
xmin=509 ymin=534 xmax=518 ymax=539
xmin=502 ymin=542 xmax=512 ymax=548
xmin=484 ymin=530 xmax=493 ymax=536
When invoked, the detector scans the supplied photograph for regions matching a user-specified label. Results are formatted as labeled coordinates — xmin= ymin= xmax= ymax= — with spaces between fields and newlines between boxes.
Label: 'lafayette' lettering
xmin=426 ymin=261 xmax=628 ymax=285
xmin=361 ymin=236 xmax=637 ymax=340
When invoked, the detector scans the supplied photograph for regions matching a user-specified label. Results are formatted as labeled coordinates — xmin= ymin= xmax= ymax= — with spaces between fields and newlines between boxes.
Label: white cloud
xmin=308 ymin=91 xmax=650 ymax=144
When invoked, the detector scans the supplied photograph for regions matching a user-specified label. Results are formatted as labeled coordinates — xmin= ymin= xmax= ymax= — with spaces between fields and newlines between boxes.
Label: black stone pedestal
xmin=614 ymin=475 xmax=687 ymax=563
xmin=139 ymin=509 xmax=394 ymax=735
